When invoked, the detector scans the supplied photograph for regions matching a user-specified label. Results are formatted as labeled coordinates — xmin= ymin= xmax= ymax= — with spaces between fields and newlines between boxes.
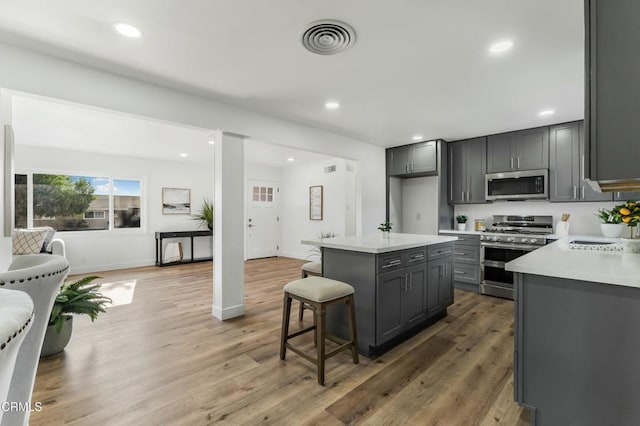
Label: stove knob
xmin=521 ymin=238 xmax=529 ymax=243
xmin=492 ymin=236 xmax=499 ymax=242
xmin=530 ymin=238 xmax=538 ymax=244
xmin=507 ymin=237 xmax=515 ymax=243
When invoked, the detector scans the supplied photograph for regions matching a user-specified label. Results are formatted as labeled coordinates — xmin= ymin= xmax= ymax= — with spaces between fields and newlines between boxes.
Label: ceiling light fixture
xmin=412 ymin=135 xmax=423 ymax=141
xmin=179 ymin=153 xmax=188 ymax=157
xmin=538 ymin=109 xmax=555 ymax=116
xmin=208 ymin=140 xmax=215 ymax=145
xmin=287 ymin=157 xmax=295 ymax=162
xmin=489 ymin=40 xmax=514 ymax=54
xmin=325 ymin=101 xmax=340 ymax=110
xmin=114 ymin=23 xmax=141 ymax=38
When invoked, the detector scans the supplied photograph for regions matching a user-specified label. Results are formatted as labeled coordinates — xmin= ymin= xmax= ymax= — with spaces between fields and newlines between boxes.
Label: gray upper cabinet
xmin=586 ymin=0 xmax=640 ymax=185
xmin=550 ymin=121 xmax=611 ymax=202
xmin=387 ymin=141 xmax=437 ymax=177
xmin=448 ymin=137 xmax=486 ymax=204
xmin=614 ymin=191 xmax=640 ymax=202
xmin=487 ymin=127 xmax=549 ymax=173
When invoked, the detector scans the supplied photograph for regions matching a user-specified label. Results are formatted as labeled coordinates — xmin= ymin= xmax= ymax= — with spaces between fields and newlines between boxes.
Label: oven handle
xmin=481 ymin=243 xmax=539 ymax=251
xmin=482 ymin=260 xmax=506 ymax=268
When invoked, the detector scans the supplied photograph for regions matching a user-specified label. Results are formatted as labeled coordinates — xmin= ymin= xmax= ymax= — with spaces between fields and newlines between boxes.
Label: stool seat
xmin=284 ymin=277 xmax=353 ymax=303
xmin=301 ymin=261 xmax=322 ymax=275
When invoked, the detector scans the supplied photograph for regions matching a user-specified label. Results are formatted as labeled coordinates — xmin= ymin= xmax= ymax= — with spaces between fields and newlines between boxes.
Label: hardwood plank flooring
xmin=30 ymin=257 xmax=529 ymax=425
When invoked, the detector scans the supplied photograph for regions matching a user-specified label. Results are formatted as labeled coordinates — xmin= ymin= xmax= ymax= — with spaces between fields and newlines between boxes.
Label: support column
xmin=212 ymin=131 xmax=245 ymax=320
xmin=0 ymin=89 xmax=13 ymax=271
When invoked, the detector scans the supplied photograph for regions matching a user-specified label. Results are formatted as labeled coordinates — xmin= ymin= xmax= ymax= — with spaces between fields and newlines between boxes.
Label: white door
xmin=246 ymin=180 xmax=279 ymax=259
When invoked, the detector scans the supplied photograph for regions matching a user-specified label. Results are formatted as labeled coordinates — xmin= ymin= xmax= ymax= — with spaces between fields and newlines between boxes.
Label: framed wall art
xmin=162 ymin=188 xmax=191 ymax=215
xmin=309 ymin=185 xmax=323 ymax=221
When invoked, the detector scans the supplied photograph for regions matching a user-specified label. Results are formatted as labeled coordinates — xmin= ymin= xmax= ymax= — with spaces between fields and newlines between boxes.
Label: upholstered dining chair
xmin=0 ymin=289 xmax=34 ymax=425
xmin=0 ymin=254 xmax=69 ymax=426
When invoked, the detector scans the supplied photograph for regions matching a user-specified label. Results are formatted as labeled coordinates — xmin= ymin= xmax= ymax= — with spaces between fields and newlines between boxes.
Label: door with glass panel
xmin=246 ymin=180 xmax=279 ymax=259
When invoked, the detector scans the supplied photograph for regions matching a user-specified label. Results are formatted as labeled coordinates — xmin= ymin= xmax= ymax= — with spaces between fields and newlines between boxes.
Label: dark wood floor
xmin=30 ymin=257 xmax=530 ymax=425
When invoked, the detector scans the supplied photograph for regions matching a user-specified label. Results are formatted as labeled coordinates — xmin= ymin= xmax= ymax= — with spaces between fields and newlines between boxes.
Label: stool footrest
xmin=325 ymin=342 xmax=354 ymax=359
xmin=287 ymin=324 xmax=315 ymax=340
xmin=286 ymin=344 xmax=316 ymax=364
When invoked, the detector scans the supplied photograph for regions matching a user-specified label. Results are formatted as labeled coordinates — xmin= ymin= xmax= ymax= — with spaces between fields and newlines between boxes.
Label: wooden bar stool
xmin=279 ymin=276 xmax=359 ymax=385
xmin=299 ymin=261 xmax=322 ymax=321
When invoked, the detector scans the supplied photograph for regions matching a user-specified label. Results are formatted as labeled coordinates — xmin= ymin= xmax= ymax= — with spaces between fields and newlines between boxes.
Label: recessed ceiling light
xmin=179 ymin=153 xmax=188 ymax=157
xmin=412 ymin=135 xmax=423 ymax=141
xmin=538 ymin=109 xmax=555 ymax=116
xmin=287 ymin=157 xmax=295 ymax=162
xmin=325 ymin=101 xmax=340 ymax=110
xmin=489 ymin=40 xmax=514 ymax=54
xmin=114 ymin=23 xmax=141 ymax=38
xmin=208 ymin=140 xmax=215 ymax=145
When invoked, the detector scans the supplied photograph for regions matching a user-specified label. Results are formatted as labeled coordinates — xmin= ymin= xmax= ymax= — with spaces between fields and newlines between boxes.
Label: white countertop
xmin=439 ymin=229 xmax=484 ymax=235
xmin=301 ymin=233 xmax=457 ymax=254
xmin=506 ymin=237 xmax=640 ymax=288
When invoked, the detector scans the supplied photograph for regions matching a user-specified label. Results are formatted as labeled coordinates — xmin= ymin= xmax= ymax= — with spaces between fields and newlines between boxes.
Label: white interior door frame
xmin=245 ymin=179 xmax=280 ymax=260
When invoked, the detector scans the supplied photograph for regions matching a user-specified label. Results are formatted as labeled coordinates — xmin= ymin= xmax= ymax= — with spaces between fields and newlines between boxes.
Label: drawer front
xmin=403 ymin=248 xmax=427 ymax=266
xmin=428 ymin=243 xmax=454 ymax=260
xmin=453 ymin=243 xmax=480 ymax=263
xmin=377 ymin=252 xmax=404 ymax=274
xmin=439 ymin=232 xmax=480 ymax=246
xmin=452 ymin=262 xmax=480 ymax=284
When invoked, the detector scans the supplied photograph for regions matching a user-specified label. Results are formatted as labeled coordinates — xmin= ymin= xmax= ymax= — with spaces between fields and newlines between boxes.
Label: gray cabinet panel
xmin=550 ymin=123 xmax=580 ymax=202
xmin=388 ymin=146 xmax=410 ymax=176
xmin=426 ymin=255 xmax=454 ymax=316
xmin=439 ymin=259 xmax=454 ymax=307
xmin=487 ymin=133 xmax=514 ymax=173
xmin=466 ymin=138 xmax=487 ymax=203
xmin=405 ymin=265 xmax=427 ymax=328
xmin=579 ymin=122 xmax=612 ymax=201
xmin=452 ymin=262 xmax=480 ymax=285
xmin=411 ymin=141 xmax=437 ymax=174
xmin=453 ymin=243 xmax=479 ymax=263
xmin=587 ymin=0 xmax=640 ymax=182
xmin=614 ymin=192 xmax=640 ymax=202
xmin=376 ymin=270 xmax=405 ymax=343
xmin=448 ymin=142 xmax=465 ymax=204
xmin=516 ymin=127 xmax=549 ymax=170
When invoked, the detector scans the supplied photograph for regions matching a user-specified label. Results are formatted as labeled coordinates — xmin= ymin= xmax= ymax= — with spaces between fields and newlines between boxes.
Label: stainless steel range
xmin=479 ymin=215 xmax=553 ymax=299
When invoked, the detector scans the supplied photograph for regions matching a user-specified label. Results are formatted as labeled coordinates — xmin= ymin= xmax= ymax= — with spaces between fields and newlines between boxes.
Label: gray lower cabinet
xmin=448 ymin=137 xmax=486 ymax=204
xmin=550 ymin=121 xmax=611 ymax=202
xmin=376 ymin=264 xmax=427 ymax=343
xmin=322 ymin=242 xmax=453 ymax=356
xmin=439 ymin=233 xmax=481 ymax=292
xmin=487 ymin=126 xmax=549 ymax=173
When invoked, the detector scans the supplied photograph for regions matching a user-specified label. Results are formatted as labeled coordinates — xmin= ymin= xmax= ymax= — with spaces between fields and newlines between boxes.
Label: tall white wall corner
xmin=0 ymin=89 xmax=13 ymax=271
xmin=213 ymin=131 xmax=246 ymax=320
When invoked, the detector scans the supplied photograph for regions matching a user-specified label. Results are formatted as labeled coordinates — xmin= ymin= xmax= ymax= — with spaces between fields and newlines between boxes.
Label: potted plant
xmin=192 ymin=198 xmax=213 ymax=230
xmin=615 ymin=200 xmax=640 ymax=252
xmin=456 ymin=215 xmax=468 ymax=231
xmin=41 ymin=275 xmax=112 ymax=357
xmin=596 ymin=208 xmax=624 ymax=237
xmin=378 ymin=221 xmax=392 ymax=238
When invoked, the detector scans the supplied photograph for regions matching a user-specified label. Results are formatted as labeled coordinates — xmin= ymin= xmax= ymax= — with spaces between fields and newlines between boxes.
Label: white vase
xmin=381 ymin=230 xmax=390 ymax=239
xmin=600 ymin=223 xmax=624 ymax=238
xmin=457 ymin=223 xmax=466 ymax=231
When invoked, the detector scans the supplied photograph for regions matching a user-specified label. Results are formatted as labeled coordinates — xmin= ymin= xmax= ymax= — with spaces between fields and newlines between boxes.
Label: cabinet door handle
xmin=517 ymin=157 xmax=521 ymax=169
xmin=405 ymin=163 xmax=409 ymax=173
xmin=411 ymin=162 xmax=414 ymax=172
xmin=455 ymin=271 xmax=465 ymax=275
xmin=439 ymin=264 xmax=443 ymax=278
xmin=411 ymin=254 xmax=424 ymax=261
xmin=455 ymin=252 xmax=465 ymax=256
xmin=408 ymin=274 xmax=412 ymax=292
xmin=382 ymin=259 xmax=402 ymax=268
xmin=581 ymin=186 xmax=585 ymax=199
xmin=462 ymin=191 xmax=465 ymax=202
xmin=581 ymin=154 xmax=585 ymax=179
xmin=573 ymin=186 xmax=577 ymax=199
xmin=510 ymin=157 xmax=514 ymax=169
xmin=467 ymin=191 xmax=470 ymax=201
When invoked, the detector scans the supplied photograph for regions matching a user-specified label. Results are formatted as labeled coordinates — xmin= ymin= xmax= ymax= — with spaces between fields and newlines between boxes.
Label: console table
xmin=155 ymin=230 xmax=213 ymax=266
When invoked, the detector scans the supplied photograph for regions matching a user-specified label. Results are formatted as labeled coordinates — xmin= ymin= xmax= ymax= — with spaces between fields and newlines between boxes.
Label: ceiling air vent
xmin=324 ymin=165 xmax=337 ymax=173
xmin=301 ymin=20 xmax=356 ymax=55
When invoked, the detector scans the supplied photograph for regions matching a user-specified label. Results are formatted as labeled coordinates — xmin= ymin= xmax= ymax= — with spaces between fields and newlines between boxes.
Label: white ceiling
xmin=0 ymin=0 xmax=585 ymax=147
xmin=11 ymin=93 xmax=333 ymax=167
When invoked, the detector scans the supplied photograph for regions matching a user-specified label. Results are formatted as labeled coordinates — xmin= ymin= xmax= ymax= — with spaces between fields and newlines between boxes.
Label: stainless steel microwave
xmin=485 ymin=169 xmax=548 ymax=201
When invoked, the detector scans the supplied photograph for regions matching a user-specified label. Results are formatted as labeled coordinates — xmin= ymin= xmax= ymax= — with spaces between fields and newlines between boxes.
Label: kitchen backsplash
xmin=453 ymin=200 xmax=621 ymax=236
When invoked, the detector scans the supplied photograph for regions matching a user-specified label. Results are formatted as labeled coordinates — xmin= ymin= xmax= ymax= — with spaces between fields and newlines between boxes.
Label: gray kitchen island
xmin=506 ymin=237 xmax=640 ymax=426
xmin=302 ymin=233 xmax=457 ymax=357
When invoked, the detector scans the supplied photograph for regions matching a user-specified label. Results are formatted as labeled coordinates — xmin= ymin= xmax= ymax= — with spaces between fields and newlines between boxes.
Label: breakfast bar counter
xmin=505 ymin=238 xmax=640 ymax=425
xmin=303 ymin=233 xmax=457 ymax=357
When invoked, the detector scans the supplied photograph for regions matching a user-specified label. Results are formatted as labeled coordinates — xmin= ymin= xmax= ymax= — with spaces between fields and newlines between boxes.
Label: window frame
xmin=16 ymin=169 xmax=146 ymax=234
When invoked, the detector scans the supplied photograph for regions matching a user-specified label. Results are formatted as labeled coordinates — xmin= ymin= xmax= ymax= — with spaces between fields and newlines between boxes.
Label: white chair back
xmin=0 ymin=254 xmax=69 ymax=426
xmin=0 ymin=289 xmax=34 ymax=425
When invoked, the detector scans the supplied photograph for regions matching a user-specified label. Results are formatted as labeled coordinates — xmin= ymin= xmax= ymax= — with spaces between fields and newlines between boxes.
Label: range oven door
xmin=480 ymin=243 xmax=536 ymax=299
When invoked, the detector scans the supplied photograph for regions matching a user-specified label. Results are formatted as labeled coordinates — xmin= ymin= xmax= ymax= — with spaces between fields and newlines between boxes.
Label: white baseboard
xmin=212 ymin=303 xmax=245 ymax=320
xmin=278 ymin=250 xmax=315 ymax=261
xmin=69 ymin=259 xmax=155 ymax=275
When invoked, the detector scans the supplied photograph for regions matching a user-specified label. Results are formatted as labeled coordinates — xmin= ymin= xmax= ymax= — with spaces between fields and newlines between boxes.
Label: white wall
xmin=279 ymin=158 xmax=355 ymax=260
xmin=401 ymin=176 xmax=440 ymax=235
xmin=0 ymin=42 xmax=386 ymax=268
xmin=16 ymin=145 xmax=213 ymax=273
xmin=453 ymin=200 xmax=620 ymax=236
